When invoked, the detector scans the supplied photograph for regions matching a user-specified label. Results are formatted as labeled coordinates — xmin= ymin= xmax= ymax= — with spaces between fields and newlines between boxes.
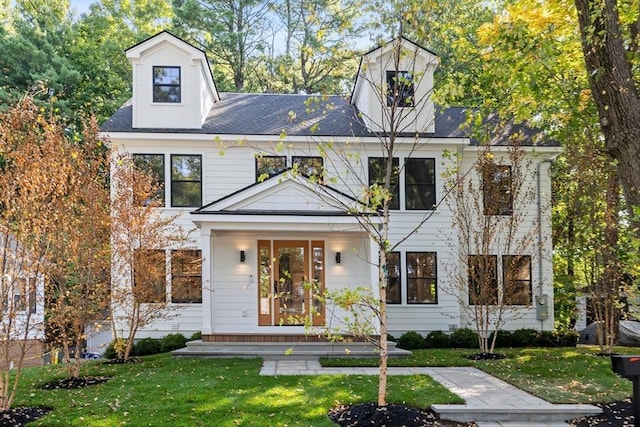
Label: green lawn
xmin=15 ymin=354 xmax=460 ymax=426
xmin=322 ymin=346 xmax=639 ymax=404
xmin=12 ymin=346 xmax=640 ymax=425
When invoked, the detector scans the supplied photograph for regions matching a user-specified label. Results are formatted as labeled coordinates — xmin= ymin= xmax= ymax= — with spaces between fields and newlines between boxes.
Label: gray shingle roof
xmin=100 ymin=93 xmax=556 ymax=146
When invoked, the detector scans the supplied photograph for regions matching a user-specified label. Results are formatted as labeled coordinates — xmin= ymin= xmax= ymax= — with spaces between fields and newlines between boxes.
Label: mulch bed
xmin=328 ymin=403 xmax=474 ymax=426
xmin=570 ymin=399 xmax=635 ymax=426
xmin=465 ymin=353 xmax=506 ymax=361
xmin=41 ymin=375 xmax=111 ymax=390
xmin=0 ymin=406 xmax=52 ymax=427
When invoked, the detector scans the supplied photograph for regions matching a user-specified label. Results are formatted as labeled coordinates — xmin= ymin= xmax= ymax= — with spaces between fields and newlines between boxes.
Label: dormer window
xmin=153 ymin=66 xmax=181 ymax=103
xmin=386 ymin=71 xmax=414 ymax=107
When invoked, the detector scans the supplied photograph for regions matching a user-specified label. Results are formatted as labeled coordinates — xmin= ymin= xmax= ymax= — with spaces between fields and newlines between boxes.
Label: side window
xmin=368 ymin=157 xmax=400 ymax=210
xmin=134 ymin=249 xmax=167 ymax=303
xmin=171 ymin=250 xmax=202 ymax=303
xmin=468 ymin=255 xmax=498 ymax=305
xmin=153 ymin=66 xmax=181 ymax=103
xmin=405 ymin=158 xmax=436 ymax=210
xmin=406 ymin=252 xmax=437 ymax=304
xmin=171 ymin=155 xmax=201 ymax=207
xmin=483 ymin=165 xmax=512 ymax=215
xmin=292 ymin=156 xmax=324 ymax=182
xmin=256 ymin=156 xmax=286 ymax=182
xmin=503 ymin=255 xmax=532 ymax=305
xmin=386 ymin=71 xmax=414 ymax=107
xmin=133 ymin=154 xmax=165 ymax=206
xmin=386 ymin=252 xmax=401 ymax=304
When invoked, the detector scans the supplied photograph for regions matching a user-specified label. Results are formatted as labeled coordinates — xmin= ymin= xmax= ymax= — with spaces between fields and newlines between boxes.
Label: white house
xmin=101 ymin=31 xmax=560 ymax=343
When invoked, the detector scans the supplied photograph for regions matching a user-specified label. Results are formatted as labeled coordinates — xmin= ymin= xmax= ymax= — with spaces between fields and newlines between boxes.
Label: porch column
xmin=200 ymin=227 xmax=214 ymax=335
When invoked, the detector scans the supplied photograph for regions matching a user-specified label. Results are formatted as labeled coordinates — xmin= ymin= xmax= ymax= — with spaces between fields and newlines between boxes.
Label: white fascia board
xmin=191 ymin=214 xmax=368 ymax=232
xmin=463 ymin=145 xmax=563 ymax=157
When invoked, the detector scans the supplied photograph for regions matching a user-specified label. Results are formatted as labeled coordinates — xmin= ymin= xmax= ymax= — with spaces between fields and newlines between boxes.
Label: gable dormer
xmin=126 ymin=31 xmax=219 ymax=129
xmin=351 ymin=37 xmax=439 ymax=134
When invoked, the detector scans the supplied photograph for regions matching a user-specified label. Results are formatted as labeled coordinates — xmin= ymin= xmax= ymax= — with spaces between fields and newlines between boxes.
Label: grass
xmin=11 ymin=345 xmax=640 ymax=425
xmin=13 ymin=354 xmax=461 ymax=426
xmin=322 ymin=346 xmax=639 ymax=404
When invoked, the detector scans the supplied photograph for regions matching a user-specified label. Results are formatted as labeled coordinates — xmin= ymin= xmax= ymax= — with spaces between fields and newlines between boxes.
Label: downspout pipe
xmin=537 ymin=158 xmax=554 ymax=329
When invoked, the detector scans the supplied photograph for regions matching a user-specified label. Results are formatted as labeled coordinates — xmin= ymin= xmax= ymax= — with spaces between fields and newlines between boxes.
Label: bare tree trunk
xmin=574 ymin=0 xmax=640 ymax=224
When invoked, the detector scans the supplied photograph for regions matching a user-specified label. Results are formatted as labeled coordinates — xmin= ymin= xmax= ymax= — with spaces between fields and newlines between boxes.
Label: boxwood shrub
xmin=161 ymin=333 xmax=188 ymax=352
xmin=449 ymin=328 xmax=478 ymax=348
xmin=425 ymin=330 xmax=450 ymax=348
xmin=397 ymin=331 xmax=426 ymax=350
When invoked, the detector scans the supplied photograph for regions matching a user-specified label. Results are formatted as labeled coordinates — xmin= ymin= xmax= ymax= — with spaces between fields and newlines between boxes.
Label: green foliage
xmin=103 ymin=341 xmax=117 ymax=359
xmin=511 ymin=328 xmax=541 ymax=347
xmin=397 ymin=331 xmax=426 ymax=350
xmin=449 ymin=328 xmax=478 ymax=349
xmin=160 ymin=333 xmax=188 ymax=352
xmin=490 ymin=330 xmax=513 ymax=348
xmin=133 ymin=338 xmax=162 ymax=356
xmin=425 ymin=330 xmax=451 ymax=348
xmin=190 ymin=331 xmax=202 ymax=340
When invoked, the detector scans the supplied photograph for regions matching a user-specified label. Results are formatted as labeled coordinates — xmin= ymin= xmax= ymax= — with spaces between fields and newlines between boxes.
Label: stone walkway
xmin=259 ymin=360 xmax=602 ymax=427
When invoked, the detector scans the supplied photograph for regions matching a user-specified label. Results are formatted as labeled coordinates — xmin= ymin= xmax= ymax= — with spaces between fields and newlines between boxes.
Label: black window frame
xmin=170 ymin=154 xmax=202 ymax=208
xmin=153 ymin=66 xmax=181 ymax=103
xmin=405 ymin=158 xmax=436 ymax=210
xmin=134 ymin=249 xmax=167 ymax=304
xmin=368 ymin=157 xmax=400 ymax=210
xmin=406 ymin=252 xmax=438 ymax=304
xmin=133 ymin=154 xmax=165 ymax=206
xmin=386 ymin=70 xmax=415 ymax=107
xmin=385 ymin=251 xmax=401 ymax=304
xmin=502 ymin=255 xmax=532 ymax=305
xmin=468 ymin=255 xmax=498 ymax=305
xmin=483 ymin=165 xmax=513 ymax=216
xmin=256 ymin=155 xmax=287 ymax=182
xmin=171 ymin=250 xmax=202 ymax=304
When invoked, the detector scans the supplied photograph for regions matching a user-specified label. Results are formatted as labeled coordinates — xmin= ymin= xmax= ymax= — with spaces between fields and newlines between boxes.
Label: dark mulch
xmin=102 ymin=358 xmax=142 ymax=365
xmin=41 ymin=375 xmax=111 ymax=390
xmin=465 ymin=353 xmax=506 ymax=361
xmin=328 ymin=403 xmax=475 ymax=426
xmin=0 ymin=406 xmax=51 ymax=427
xmin=570 ymin=399 xmax=635 ymax=426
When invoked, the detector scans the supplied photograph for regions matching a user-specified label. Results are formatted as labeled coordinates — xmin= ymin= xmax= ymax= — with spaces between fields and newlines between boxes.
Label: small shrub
xmin=425 ymin=330 xmax=450 ymax=348
xmin=133 ymin=338 xmax=162 ymax=356
xmin=450 ymin=328 xmax=478 ymax=348
xmin=557 ymin=330 xmax=579 ymax=347
xmin=490 ymin=330 xmax=513 ymax=348
xmin=512 ymin=328 xmax=541 ymax=347
xmin=103 ymin=341 xmax=117 ymax=359
xmin=161 ymin=333 xmax=188 ymax=352
xmin=387 ymin=333 xmax=396 ymax=342
xmin=397 ymin=331 xmax=426 ymax=350
xmin=190 ymin=331 xmax=202 ymax=341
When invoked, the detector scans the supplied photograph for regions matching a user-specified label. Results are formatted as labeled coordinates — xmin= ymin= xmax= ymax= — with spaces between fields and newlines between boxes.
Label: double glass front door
xmin=258 ymin=240 xmax=325 ymax=326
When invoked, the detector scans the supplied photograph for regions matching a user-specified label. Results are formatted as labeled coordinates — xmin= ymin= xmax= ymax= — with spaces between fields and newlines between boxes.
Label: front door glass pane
xmin=276 ymin=244 xmax=306 ymax=325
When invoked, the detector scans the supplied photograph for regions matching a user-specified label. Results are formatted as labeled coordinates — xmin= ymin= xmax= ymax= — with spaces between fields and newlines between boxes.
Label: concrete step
xmin=172 ymin=340 xmax=412 ymax=360
xmin=432 ymin=403 xmax=602 ymax=423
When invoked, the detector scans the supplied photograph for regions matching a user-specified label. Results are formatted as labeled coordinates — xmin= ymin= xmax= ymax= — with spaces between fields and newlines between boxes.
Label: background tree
xmin=574 ymin=0 xmax=640 ymax=224
xmin=110 ymin=153 xmax=192 ymax=360
xmin=172 ymin=0 xmax=271 ymax=91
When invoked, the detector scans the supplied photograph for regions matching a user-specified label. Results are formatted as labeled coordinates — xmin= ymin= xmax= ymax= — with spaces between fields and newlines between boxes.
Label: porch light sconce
xmin=335 ymin=252 xmax=341 ymax=264
xmin=240 ymin=250 xmax=246 ymax=263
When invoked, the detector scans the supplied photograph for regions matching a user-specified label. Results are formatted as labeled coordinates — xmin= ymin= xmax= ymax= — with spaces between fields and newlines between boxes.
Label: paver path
xmin=259 ymin=360 xmax=602 ymax=426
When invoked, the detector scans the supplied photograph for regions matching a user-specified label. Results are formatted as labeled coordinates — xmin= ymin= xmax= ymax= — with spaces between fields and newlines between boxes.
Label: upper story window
xmin=171 ymin=155 xmax=202 ymax=207
xmin=368 ymin=157 xmax=400 ymax=210
xmin=256 ymin=156 xmax=286 ymax=182
xmin=133 ymin=154 xmax=165 ymax=206
xmin=405 ymin=158 xmax=436 ymax=210
xmin=292 ymin=156 xmax=324 ymax=182
xmin=386 ymin=71 xmax=414 ymax=107
xmin=406 ymin=252 xmax=437 ymax=304
xmin=483 ymin=165 xmax=512 ymax=215
xmin=386 ymin=252 xmax=401 ymax=304
xmin=153 ymin=66 xmax=181 ymax=103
